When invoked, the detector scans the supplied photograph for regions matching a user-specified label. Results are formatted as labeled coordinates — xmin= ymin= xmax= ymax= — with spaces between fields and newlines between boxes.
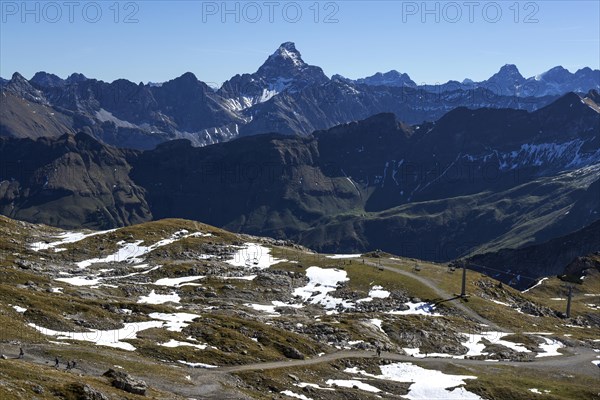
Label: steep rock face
xmin=3 ymin=72 xmax=50 ymax=105
xmin=484 ymin=64 xmax=526 ymax=96
xmin=130 ymin=133 xmax=362 ymax=239
xmin=30 ymin=71 xmax=66 ymax=88
xmin=0 ymin=91 xmax=75 ymax=140
xmin=218 ymin=42 xmax=330 ymax=108
xmin=129 ymin=93 xmax=599 ymax=265
xmin=0 ymin=134 xmax=151 ymax=229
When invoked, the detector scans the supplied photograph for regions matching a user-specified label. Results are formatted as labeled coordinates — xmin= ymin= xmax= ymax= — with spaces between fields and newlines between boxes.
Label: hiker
xmin=18 ymin=347 xmax=24 ymax=359
xmin=66 ymin=361 xmax=71 ymax=370
xmin=54 ymin=357 xmax=59 ymax=368
xmin=71 ymin=360 xmax=77 ymax=370
xmin=376 ymin=346 xmax=382 ymax=357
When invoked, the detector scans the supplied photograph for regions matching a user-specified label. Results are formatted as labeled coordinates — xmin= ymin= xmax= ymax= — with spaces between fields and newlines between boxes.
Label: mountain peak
xmin=31 ymin=71 xmax=65 ymax=88
xmin=6 ymin=72 xmax=48 ymax=105
xmin=11 ymin=72 xmax=28 ymax=83
xmin=355 ymin=70 xmax=416 ymax=87
xmin=495 ymin=64 xmax=523 ymax=79
xmin=277 ymin=41 xmax=298 ymax=52
xmin=66 ymin=73 xmax=88 ymax=84
xmin=540 ymin=66 xmax=573 ymax=82
xmin=485 ymin=64 xmax=525 ymax=91
xmin=265 ymin=41 xmax=305 ymax=68
xmin=173 ymin=72 xmax=199 ymax=83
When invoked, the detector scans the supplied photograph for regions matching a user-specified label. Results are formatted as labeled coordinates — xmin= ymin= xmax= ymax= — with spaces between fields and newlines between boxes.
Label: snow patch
xmin=280 ymin=390 xmax=313 ymax=400
xmin=31 ymin=229 xmax=115 ymax=252
xmin=138 ymin=290 xmax=181 ymax=304
xmin=388 ymin=302 xmax=441 ymax=316
xmin=326 ymin=254 xmax=361 ymax=259
xmin=159 ymin=339 xmax=209 ymax=350
xmin=326 ymin=379 xmax=381 ymax=393
xmin=76 ymin=230 xmax=210 ymax=268
xmin=177 ymin=360 xmax=217 ymax=369
xmin=293 ymin=267 xmax=354 ymax=310
xmin=12 ymin=305 xmax=27 ymax=313
xmin=226 ymin=243 xmax=286 ymax=269
xmin=153 ymin=276 xmax=205 ymax=287
xmin=536 ymin=337 xmax=564 ymax=357
xmin=522 ymin=277 xmax=549 ymax=293
xmin=346 ymin=362 xmax=482 ymax=399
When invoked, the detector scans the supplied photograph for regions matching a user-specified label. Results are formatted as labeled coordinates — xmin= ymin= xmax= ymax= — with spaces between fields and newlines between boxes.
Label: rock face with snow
xmin=218 ymin=42 xmax=329 ymax=108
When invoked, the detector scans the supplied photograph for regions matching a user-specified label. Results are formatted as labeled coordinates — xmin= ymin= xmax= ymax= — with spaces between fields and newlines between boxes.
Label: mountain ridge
xmin=3 ymin=42 xmax=596 ymax=150
xmin=1 ymin=92 xmax=598 ymax=287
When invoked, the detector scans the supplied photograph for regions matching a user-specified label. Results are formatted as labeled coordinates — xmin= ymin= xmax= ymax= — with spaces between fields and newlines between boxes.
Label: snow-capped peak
xmin=267 ymin=42 xmax=305 ymax=68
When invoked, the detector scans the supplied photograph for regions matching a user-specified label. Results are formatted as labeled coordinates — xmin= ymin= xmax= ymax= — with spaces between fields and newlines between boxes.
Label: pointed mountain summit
xmin=479 ymin=64 xmax=526 ymax=96
xmin=539 ymin=66 xmax=572 ymax=83
xmin=30 ymin=72 xmax=65 ymax=88
xmin=65 ymin=73 xmax=88 ymax=84
xmin=256 ymin=42 xmax=328 ymax=83
xmin=260 ymin=41 xmax=306 ymax=70
xmin=487 ymin=64 xmax=525 ymax=83
xmin=5 ymin=72 xmax=49 ymax=104
xmin=218 ymin=42 xmax=329 ymax=109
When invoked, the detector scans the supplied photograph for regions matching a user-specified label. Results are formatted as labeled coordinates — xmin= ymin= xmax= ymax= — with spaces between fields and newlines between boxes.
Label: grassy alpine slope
xmin=0 ymin=216 xmax=598 ymax=399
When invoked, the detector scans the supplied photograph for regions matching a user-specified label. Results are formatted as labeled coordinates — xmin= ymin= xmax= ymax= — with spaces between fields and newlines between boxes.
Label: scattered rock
xmin=280 ymin=346 xmax=304 ymax=360
xmin=68 ymin=383 xmax=109 ymax=400
xmin=103 ymin=369 xmax=147 ymax=396
xmin=31 ymin=384 xmax=44 ymax=394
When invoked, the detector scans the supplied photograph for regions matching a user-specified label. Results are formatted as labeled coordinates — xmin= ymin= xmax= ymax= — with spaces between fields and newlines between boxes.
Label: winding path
xmin=214 ymin=347 xmax=600 ymax=377
xmin=365 ymin=259 xmax=504 ymax=331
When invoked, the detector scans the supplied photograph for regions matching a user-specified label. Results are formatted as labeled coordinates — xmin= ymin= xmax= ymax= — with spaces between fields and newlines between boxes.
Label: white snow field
xmin=346 ymin=363 xmax=482 ymax=399
xmin=29 ymin=312 xmax=199 ymax=351
xmin=226 ymin=242 xmax=287 ymax=269
xmin=293 ymin=267 xmax=354 ymax=310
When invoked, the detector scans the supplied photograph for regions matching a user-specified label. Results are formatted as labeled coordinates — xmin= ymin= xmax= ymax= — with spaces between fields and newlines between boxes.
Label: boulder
xmin=281 ymin=346 xmax=305 ymax=360
xmin=103 ymin=369 xmax=147 ymax=395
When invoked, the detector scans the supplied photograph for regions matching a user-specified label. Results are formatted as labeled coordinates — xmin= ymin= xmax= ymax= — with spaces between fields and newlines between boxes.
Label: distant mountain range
xmin=338 ymin=64 xmax=599 ymax=97
xmin=1 ymin=42 xmax=597 ymax=150
xmin=1 ymin=90 xmax=598 ymax=287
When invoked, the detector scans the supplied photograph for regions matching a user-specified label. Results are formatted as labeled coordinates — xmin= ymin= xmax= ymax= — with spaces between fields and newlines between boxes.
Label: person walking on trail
xmin=54 ymin=357 xmax=59 ymax=368
xmin=376 ymin=346 xmax=382 ymax=357
xmin=66 ymin=361 xmax=71 ymax=370
xmin=18 ymin=347 xmax=24 ymax=359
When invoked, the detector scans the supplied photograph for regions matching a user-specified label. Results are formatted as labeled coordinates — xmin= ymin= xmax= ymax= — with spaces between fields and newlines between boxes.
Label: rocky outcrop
xmin=68 ymin=383 xmax=109 ymax=400
xmin=103 ymin=369 xmax=148 ymax=396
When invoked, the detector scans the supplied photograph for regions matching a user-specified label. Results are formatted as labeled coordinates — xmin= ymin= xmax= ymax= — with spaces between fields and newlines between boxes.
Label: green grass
xmin=0 ymin=358 xmax=177 ymax=400
xmin=451 ymin=363 xmax=600 ymax=400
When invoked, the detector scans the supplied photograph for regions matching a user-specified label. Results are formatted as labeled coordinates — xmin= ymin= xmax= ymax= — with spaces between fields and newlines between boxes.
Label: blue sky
xmin=1 ymin=1 xmax=599 ymax=85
